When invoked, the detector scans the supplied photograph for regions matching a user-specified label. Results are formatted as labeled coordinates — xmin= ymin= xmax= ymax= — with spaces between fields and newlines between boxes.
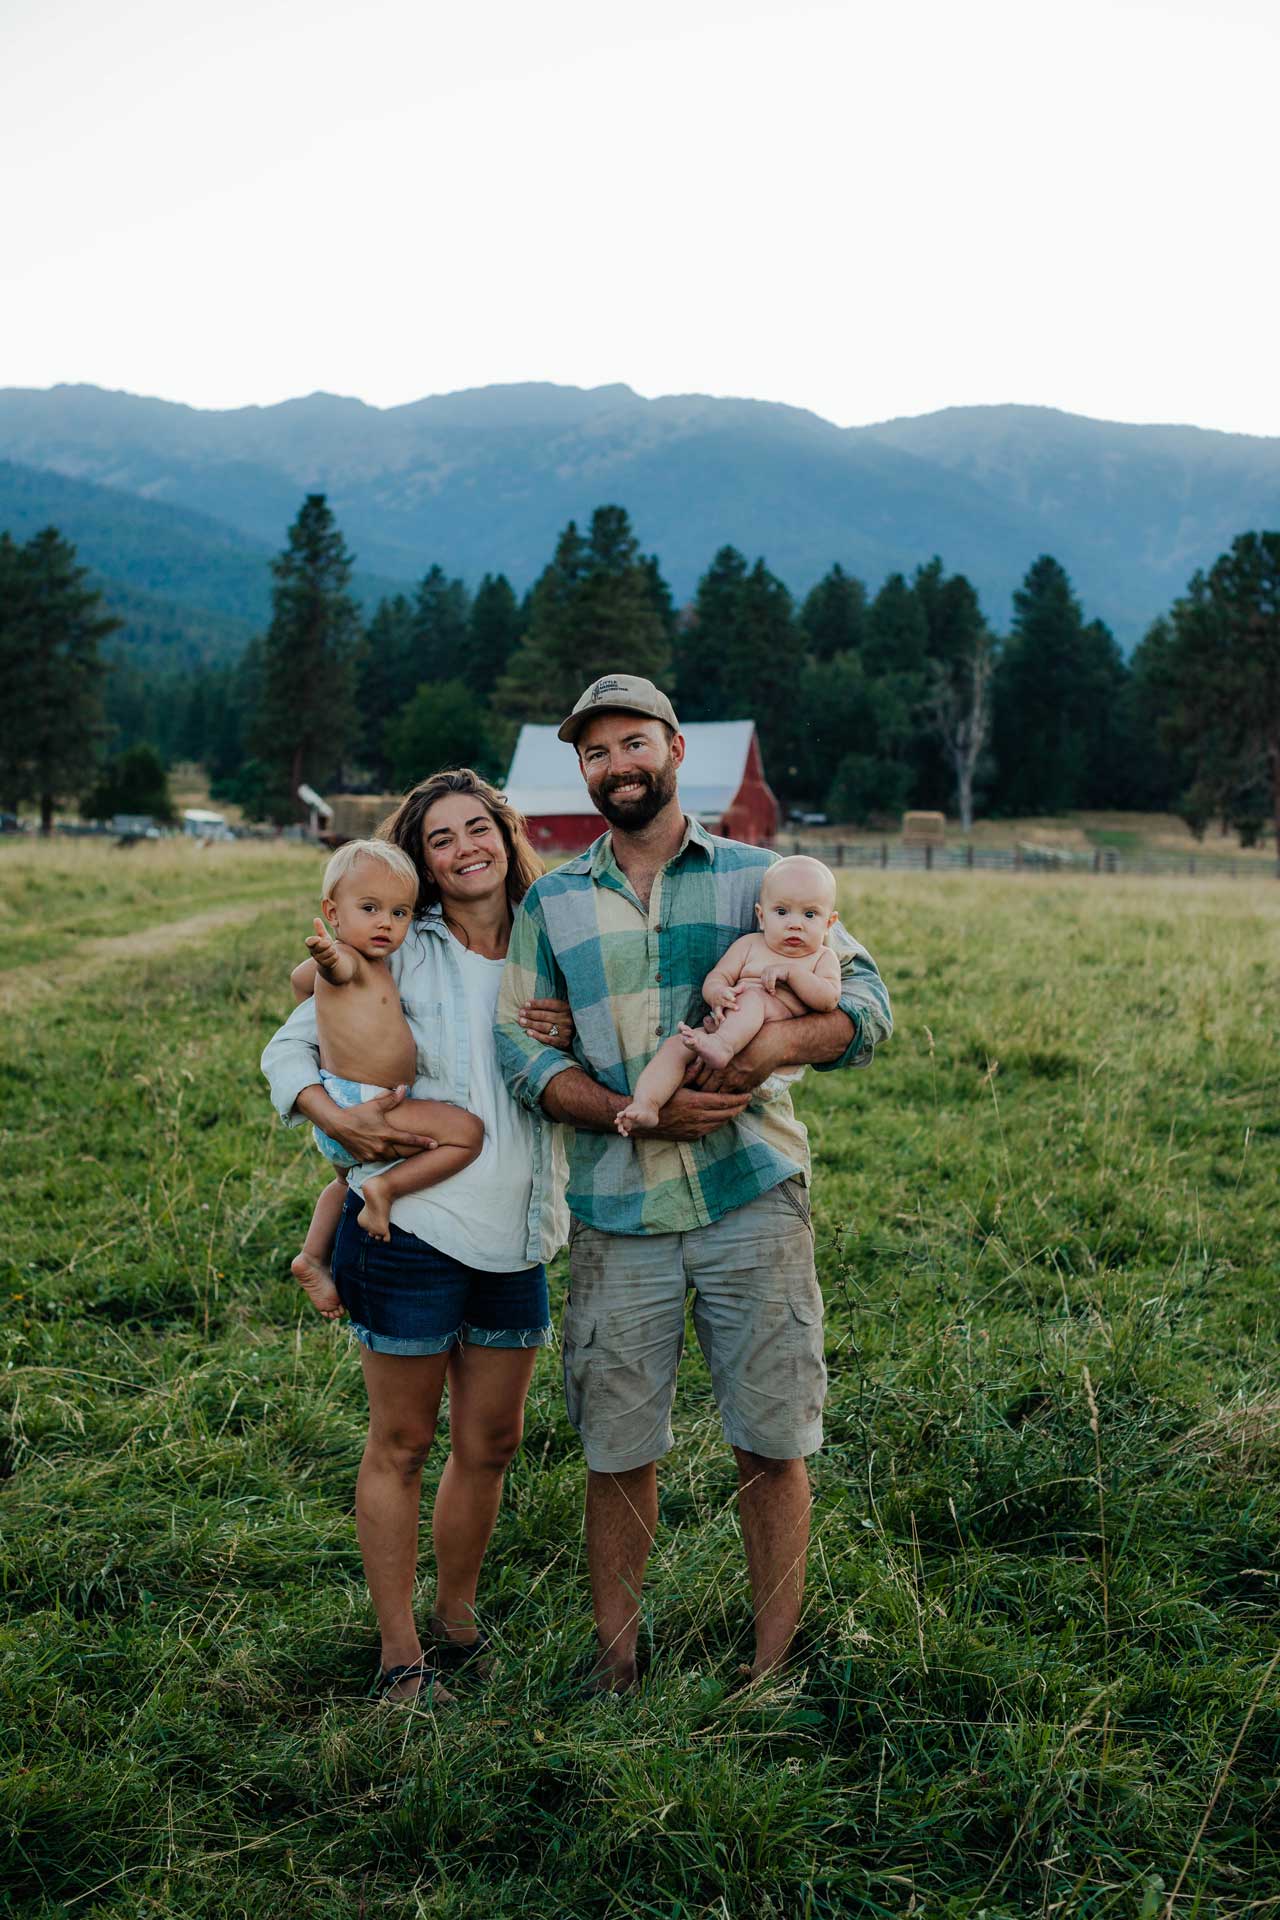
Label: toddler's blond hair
xmin=322 ymin=838 xmax=419 ymax=901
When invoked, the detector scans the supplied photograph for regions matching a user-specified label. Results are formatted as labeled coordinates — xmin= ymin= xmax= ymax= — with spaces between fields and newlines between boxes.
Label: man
xmin=496 ymin=674 xmax=892 ymax=1688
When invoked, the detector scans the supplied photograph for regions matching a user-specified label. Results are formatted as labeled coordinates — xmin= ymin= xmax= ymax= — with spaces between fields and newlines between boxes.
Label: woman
xmin=261 ymin=769 xmax=572 ymax=1704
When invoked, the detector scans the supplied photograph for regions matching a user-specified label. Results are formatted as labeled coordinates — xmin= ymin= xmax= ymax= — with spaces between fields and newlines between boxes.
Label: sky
xmin=4 ymin=0 xmax=1277 ymax=434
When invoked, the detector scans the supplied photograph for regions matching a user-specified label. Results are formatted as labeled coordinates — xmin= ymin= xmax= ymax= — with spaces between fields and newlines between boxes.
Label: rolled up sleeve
xmin=260 ymin=997 xmax=323 ymax=1126
xmin=495 ymin=891 xmax=577 ymax=1114
xmin=814 ymin=924 xmax=893 ymax=1073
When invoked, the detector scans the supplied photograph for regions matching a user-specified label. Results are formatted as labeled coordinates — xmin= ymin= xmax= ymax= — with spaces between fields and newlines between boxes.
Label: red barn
xmin=505 ymin=721 xmax=779 ymax=854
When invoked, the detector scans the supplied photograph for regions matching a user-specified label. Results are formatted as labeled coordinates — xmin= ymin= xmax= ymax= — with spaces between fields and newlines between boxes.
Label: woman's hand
xmin=295 ymin=1085 xmax=439 ymax=1163
xmin=518 ymin=998 xmax=576 ymax=1052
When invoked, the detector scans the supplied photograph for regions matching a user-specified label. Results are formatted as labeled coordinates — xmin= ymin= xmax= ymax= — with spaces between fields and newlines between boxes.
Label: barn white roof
xmin=505 ymin=721 xmax=758 ymax=821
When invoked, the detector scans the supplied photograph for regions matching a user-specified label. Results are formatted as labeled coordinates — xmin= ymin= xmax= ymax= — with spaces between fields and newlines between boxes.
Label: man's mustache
xmin=602 ymin=772 xmax=656 ymax=798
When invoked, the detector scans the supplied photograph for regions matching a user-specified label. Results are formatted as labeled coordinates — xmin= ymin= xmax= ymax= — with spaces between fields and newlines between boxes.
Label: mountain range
xmin=1 ymin=381 xmax=1278 ymax=661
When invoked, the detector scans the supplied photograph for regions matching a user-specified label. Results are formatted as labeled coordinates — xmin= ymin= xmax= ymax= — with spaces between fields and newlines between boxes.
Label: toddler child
xmin=616 ymin=855 xmax=843 ymax=1136
xmin=289 ymin=839 xmax=483 ymax=1319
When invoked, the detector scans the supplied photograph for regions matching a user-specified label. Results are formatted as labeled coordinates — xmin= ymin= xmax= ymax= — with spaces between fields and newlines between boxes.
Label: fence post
xmin=925 ymin=844 xmax=934 ymax=871
xmin=1189 ymin=856 xmax=1196 ymax=876
xmin=880 ymin=842 xmax=888 ymax=870
xmin=966 ymin=844 xmax=974 ymax=868
xmin=837 ymin=843 xmax=846 ymax=868
xmin=1092 ymin=850 xmax=1101 ymax=874
xmin=1014 ymin=845 xmax=1023 ymax=870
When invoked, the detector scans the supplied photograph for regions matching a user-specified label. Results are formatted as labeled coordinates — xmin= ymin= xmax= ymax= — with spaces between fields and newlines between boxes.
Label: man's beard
xmin=590 ymin=758 xmax=679 ymax=829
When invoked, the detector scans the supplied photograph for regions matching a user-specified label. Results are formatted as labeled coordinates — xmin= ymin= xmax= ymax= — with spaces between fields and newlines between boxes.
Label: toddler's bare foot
xmin=357 ymin=1177 xmax=392 ymax=1242
xmin=616 ymin=1099 xmax=660 ymax=1137
xmin=678 ymin=1021 xmax=734 ymax=1069
xmin=290 ymin=1252 xmax=343 ymax=1320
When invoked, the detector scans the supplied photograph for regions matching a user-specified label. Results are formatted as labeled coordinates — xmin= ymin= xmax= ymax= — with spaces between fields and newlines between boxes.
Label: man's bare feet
xmin=357 ymin=1175 xmax=392 ymax=1241
xmin=678 ymin=1021 xmax=734 ymax=1069
xmin=290 ymin=1251 xmax=343 ymax=1320
xmin=615 ymin=1100 xmax=659 ymax=1137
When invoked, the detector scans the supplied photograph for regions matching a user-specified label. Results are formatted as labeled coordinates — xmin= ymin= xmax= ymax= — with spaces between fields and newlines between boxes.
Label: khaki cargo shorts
xmin=561 ymin=1177 xmax=827 ymax=1472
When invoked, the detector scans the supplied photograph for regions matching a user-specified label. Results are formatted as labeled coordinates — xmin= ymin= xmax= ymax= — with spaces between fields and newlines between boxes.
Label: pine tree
xmin=800 ymin=563 xmax=867 ymax=660
xmin=915 ymin=559 xmax=996 ymax=829
xmin=466 ymin=574 xmax=523 ymax=695
xmin=495 ymin=508 xmax=671 ymax=721
xmin=251 ymin=495 xmax=360 ymax=820
xmin=676 ymin=548 xmax=806 ymax=797
xmin=991 ymin=556 xmax=1125 ymax=815
xmin=1161 ymin=532 xmax=1280 ymax=852
xmin=0 ymin=527 xmax=120 ymax=831
xmin=409 ymin=566 xmax=471 ymax=685
xmin=864 ymin=572 xmax=928 ymax=677
xmin=357 ymin=595 xmax=416 ymax=784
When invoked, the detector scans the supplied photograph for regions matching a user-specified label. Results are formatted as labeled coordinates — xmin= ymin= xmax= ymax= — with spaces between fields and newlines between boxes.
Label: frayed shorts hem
xmin=580 ymin=1431 xmax=675 ymax=1475
xmin=348 ymin=1319 xmax=553 ymax=1357
xmin=720 ymin=1418 xmax=824 ymax=1460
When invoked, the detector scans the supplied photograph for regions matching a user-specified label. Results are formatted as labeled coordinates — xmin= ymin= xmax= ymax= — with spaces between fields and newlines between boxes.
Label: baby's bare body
xmin=301 ymin=913 xmax=483 ymax=1246
xmin=313 ymin=956 xmax=418 ymax=1091
xmin=616 ymin=858 xmax=845 ymax=1138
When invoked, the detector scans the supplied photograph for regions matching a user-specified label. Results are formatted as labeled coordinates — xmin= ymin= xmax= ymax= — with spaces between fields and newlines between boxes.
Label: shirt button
xmin=655 ymin=972 xmax=662 ymax=983
xmin=654 ymin=1024 xmax=663 ymax=1036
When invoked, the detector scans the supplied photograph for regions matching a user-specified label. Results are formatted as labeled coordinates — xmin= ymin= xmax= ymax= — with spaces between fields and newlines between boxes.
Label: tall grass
xmin=2 ymin=854 xmax=1278 ymax=1917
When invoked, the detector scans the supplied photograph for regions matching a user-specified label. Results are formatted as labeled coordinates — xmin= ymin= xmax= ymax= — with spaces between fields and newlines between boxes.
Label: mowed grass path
xmin=2 ymin=842 xmax=1278 ymax=1918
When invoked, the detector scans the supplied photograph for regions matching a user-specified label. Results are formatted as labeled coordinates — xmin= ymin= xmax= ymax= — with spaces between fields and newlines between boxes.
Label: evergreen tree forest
xmin=1 ymin=497 xmax=1276 ymax=846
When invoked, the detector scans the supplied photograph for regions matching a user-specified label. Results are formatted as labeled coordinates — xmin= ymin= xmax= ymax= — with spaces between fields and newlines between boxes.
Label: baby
xmin=289 ymin=839 xmax=482 ymax=1319
xmin=616 ymin=855 xmax=843 ymax=1136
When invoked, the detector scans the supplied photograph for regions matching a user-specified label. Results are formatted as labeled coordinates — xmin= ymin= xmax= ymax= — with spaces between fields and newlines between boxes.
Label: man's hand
xmin=628 ymin=1085 xmax=752 ymax=1141
xmin=295 ymin=1084 xmax=438 ymax=1162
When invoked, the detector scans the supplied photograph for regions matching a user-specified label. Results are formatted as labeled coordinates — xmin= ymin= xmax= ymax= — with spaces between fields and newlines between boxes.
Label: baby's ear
xmin=754 ymin=901 xmax=764 ymax=924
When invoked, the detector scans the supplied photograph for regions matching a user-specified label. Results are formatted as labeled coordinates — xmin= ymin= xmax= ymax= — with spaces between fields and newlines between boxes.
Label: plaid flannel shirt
xmin=495 ymin=817 xmax=892 ymax=1235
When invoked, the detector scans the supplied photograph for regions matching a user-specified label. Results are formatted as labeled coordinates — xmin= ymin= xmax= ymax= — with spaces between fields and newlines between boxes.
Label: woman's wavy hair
xmin=377 ymin=767 xmax=543 ymax=918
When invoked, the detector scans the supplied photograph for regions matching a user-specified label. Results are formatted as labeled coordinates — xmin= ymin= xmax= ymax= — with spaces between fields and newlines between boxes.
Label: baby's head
xmin=320 ymin=840 xmax=420 ymax=960
xmin=756 ymin=856 xmax=839 ymax=958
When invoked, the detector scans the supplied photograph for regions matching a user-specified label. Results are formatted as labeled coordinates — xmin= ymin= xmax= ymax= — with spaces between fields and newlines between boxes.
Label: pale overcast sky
xmin=3 ymin=0 xmax=1276 ymax=433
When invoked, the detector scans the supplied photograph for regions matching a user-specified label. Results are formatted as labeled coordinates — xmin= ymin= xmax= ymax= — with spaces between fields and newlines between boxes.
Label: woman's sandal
xmin=373 ymin=1655 xmax=452 ymax=1707
xmin=426 ymin=1624 xmax=492 ymax=1679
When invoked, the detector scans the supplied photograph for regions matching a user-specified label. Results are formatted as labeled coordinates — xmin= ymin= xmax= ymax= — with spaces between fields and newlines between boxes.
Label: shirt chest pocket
xmin=401 ymin=997 xmax=450 ymax=1083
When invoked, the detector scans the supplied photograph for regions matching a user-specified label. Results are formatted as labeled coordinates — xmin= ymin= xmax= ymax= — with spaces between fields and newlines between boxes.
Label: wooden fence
xmin=786 ymin=840 xmax=1279 ymax=880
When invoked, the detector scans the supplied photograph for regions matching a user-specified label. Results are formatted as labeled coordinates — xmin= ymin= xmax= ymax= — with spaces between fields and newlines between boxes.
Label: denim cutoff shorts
xmin=332 ymin=1189 xmax=553 ymax=1357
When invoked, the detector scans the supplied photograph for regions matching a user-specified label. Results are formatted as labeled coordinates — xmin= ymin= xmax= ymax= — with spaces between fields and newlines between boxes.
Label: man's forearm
xmin=769 ymin=1008 xmax=857 ymax=1068
xmin=540 ymin=1066 xmax=627 ymax=1133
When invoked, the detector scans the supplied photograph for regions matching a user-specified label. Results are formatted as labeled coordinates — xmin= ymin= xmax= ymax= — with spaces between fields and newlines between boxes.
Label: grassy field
xmin=2 ymin=840 xmax=1278 ymax=1918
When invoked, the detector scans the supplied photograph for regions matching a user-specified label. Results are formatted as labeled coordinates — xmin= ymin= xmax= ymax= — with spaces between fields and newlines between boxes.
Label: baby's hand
xmin=759 ymin=964 xmax=789 ymax=994
xmin=305 ymin=917 xmax=346 ymax=976
xmin=704 ymin=982 xmax=738 ymax=1014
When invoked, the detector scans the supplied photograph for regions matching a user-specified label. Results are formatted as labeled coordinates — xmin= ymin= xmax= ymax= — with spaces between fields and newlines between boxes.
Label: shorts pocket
xmin=560 ymin=1308 xmax=596 ymax=1431
xmin=776 ymin=1178 xmax=812 ymax=1227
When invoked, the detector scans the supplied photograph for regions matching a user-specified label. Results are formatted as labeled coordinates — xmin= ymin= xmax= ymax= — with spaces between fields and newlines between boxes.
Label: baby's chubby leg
xmin=615 ymin=1033 xmax=696 ymax=1136
xmin=292 ymin=1177 xmax=348 ymax=1319
xmin=357 ymin=1100 xmax=484 ymax=1241
xmin=679 ymin=993 xmax=769 ymax=1070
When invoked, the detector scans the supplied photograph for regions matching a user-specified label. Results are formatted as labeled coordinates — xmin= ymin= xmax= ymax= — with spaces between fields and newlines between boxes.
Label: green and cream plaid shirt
xmin=495 ymin=817 xmax=892 ymax=1235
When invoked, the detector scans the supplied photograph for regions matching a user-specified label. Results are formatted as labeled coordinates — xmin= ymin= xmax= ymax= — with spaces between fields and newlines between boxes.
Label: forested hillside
xmin=3 ymin=384 xmax=1278 ymax=647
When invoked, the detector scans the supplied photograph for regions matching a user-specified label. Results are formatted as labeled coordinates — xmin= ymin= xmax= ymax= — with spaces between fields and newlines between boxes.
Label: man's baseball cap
xmin=557 ymin=673 xmax=680 ymax=745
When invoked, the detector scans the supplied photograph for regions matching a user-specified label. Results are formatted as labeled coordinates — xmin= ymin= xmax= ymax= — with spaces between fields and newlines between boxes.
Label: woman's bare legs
xmin=430 ymin=1342 xmax=540 ymax=1645
xmin=355 ymin=1347 xmax=450 ymax=1697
